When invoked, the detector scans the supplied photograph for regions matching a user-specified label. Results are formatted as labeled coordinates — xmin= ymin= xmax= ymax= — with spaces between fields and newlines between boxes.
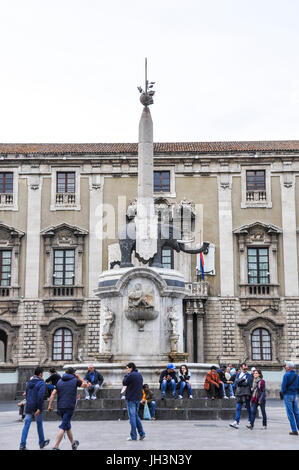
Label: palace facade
xmin=0 ymin=141 xmax=299 ymax=396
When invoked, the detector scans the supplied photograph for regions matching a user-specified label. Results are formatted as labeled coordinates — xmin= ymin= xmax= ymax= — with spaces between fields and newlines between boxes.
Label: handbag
xmin=143 ymin=402 xmax=152 ymax=420
xmin=280 ymin=374 xmax=297 ymax=400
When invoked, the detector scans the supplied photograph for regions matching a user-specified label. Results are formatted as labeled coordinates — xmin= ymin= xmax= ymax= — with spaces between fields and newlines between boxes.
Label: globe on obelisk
xmin=135 ymin=58 xmax=158 ymax=263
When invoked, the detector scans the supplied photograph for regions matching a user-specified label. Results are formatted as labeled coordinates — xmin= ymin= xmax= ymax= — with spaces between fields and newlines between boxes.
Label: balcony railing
xmin=240 ymin=283 xmax=279 ymax=297
xmin=0 ymin=193 xmax=14 ymax=205
xmin=55 ymin=193 xmax=76 ymax=206
xmin=185 ymin=281 xmax=209 ymax=298
xmin=246 ymin=190 xmax=267 ymax=202
xmin=44 ymin=285 xmax=84 ymax=298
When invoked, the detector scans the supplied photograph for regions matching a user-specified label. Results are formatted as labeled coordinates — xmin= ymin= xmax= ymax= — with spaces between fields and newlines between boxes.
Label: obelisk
xmin=135 ymin=59 xmax=158 ymax=262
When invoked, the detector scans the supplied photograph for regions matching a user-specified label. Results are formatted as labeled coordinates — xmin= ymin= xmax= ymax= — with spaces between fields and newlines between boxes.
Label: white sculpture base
xmin=95 ymin=267 xmax=186 ymax=363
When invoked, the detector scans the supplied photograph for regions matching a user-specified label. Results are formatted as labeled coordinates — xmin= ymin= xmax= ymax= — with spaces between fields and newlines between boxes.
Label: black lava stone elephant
xmin=117 ymin=221 xmax=209 ymax=268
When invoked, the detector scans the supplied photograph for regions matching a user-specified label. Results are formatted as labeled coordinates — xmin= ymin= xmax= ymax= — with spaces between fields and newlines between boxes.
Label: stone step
xmin=78 ymin=388 xmax=224 ymax=399
xmin=44 ymin=406 xmax=247 ymax=421
xmin=74 ymin=397 xmax=237 ymax=409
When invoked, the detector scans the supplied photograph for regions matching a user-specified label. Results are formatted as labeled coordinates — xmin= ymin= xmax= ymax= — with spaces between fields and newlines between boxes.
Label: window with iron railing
xmin=53 ymin=249 xmax=75 ymax=287
xmin=251 ymin=328 xmax=272 ymax=361
xmin=56 ymin=172 xmax=76 ymax=205
xmin=0 ymin=251 xmax=11 ymax=287
xmin=246 ymin=170 xmax=266 ymax=202
xmin=0 ymin=172 xmax=13 ymax=205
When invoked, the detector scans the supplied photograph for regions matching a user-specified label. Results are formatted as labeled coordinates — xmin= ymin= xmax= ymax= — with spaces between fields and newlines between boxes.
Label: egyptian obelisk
xmin=135 ymin=59 xmax=158 ymax=262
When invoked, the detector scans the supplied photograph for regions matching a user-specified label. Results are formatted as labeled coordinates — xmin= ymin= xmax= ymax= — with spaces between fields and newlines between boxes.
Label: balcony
xmin=240 ymin=283 xmax=279 ymax=297
xmin=0 ymin=193 xmax=14 ymax=206
xmin=246 ymin=190 xmax=267 ymax=202
xmin=185 ymin=281 xmax=209 ymax=299
xmin=43 ymin=285 xmax=84 ymax=316
xmin=55 ymin=193 xmax=76 ymax=206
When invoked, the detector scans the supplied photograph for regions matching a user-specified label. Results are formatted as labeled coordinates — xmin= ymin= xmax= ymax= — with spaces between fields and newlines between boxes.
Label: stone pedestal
xmin=95 ymin=266 xmax=186 ymax=363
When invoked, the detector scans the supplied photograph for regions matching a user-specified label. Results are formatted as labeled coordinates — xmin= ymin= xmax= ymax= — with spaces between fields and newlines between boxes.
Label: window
xmin=53 ymin=328 xmax=73 ymax=361
xmin=248 ymin=248 xmax=269 ymax=284
xmin=162 ymin=248 xmax=174 ymax=269
xmin=251 ymin=328 xmax=272 ymax=361
xmin=56 ymin=172 xmax=75 ymax=193
xmin=0 ymin=173 xmax=13 ymax=193
xmin=0 ymin=330 xmax=7 ymax=362
xmin=246 ymin=170 xmax=265 ymax=191
xmin=0 ymin=251 xmax=11 ymax=287
xmin=154 ymin=171 xmax=170 ymax=192
xmin=53 ymin=249 xmax=75 ymax=286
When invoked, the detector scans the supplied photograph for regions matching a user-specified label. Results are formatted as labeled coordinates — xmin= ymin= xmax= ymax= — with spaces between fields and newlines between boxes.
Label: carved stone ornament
xmin=168 ymin=305 xmax=179 ymax=335
xmin=101 ymin=306 xmax=115 ymax=336
xmin=126 ymin=283 xmax=157 ymax=331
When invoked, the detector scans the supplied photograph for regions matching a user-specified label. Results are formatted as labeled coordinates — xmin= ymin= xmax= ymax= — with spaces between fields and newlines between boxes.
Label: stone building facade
xmin=0 ymin=141 xmax=299 ymax=395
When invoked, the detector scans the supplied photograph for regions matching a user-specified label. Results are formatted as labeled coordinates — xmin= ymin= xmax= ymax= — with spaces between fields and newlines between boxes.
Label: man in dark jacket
xmin=281 ymin=361 xmax=299 ymax=435
xmin=229 ymin=362 xmax=253 ymax=429
xmin=159 ymin=363 xmax=178 ymax=399
xmin=123 ymin=363 xmax=145 ymax=441
xmin=84 ymin=364 xmax=104 ymax=400
xmin=48 ymin=367 xmax=88 ymax=450
xmin=45 ymin=367 xmax=61 ymax=398
xmin=19 ymin=366 xmax=50 ymax=450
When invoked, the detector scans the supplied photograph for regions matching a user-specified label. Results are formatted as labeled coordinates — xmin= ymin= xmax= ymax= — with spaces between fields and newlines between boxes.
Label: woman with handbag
xmin=248 ymin=369 xmax=267 ymax=430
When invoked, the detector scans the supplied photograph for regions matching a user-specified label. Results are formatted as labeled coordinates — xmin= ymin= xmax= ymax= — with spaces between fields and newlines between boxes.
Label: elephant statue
xmin=117 ymin=221 xmax=209 ymax=268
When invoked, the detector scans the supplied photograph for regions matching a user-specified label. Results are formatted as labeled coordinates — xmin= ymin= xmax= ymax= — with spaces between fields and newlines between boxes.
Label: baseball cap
xmin=65 ymin=367 xmax=77 ymax=374
xmin=251 ymin=367 xmax=256 ymax=372
xmin=167 ymin=363 xmax=176 ymax=370
xmin=285 ymin=361 xmax=295 ymax=369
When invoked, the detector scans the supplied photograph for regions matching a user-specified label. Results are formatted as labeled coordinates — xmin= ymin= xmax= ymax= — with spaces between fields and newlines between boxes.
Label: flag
xmin=200 ymin=252 xmax=205 ymax=280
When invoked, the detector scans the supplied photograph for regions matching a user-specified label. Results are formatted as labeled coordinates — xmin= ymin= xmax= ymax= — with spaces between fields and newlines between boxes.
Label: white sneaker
xmin=91 ymin=396 xmax=97 ymax=400
xmin=178 ymin=395 xmax=183 ymax=399
xmin=223 ymin=396 xmax=229 ymax=399
xmin=230 ymin=396 xmax=236 ymax=399
xmin=229 ymin=421 xmax=239 ymax=429
xmin=189 ymin=395 xmax=193 ymax=399
xmin=85 ymin=396 xmax=90 ymax=400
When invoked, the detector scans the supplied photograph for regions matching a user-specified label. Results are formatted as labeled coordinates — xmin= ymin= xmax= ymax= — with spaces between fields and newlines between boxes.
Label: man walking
xmin=19 ymin=366 xmax=50 ymax=450
xmin=123 ymin=363 xmax=146 ymax=441
xmin=281 ymin=361 xmax=299 ymax=435
xmin=229 ymin=362 xmax=253 ymax=429
xmin=84 ymin=364 xmax=104 ymax=400
xmin=48 ymin=367 xmax=88 ymax=450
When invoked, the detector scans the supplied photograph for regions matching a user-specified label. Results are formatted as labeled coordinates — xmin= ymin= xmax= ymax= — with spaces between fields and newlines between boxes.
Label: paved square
xmin=0 ymin=400 xmax=298 ymax=450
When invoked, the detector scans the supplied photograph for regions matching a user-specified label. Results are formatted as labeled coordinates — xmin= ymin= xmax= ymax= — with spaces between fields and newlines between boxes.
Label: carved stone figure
xmin=168 ymin=305 xmax=179 ymax=335
xmin=102 ymin=306 xmax=115 ymax=336
xmin=128 ymin=283 xmax=154 ymax=308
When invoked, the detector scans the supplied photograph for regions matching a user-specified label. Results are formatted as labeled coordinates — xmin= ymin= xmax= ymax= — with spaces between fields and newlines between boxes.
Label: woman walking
xmin=248 ymin=369 xmax=267 ymax=430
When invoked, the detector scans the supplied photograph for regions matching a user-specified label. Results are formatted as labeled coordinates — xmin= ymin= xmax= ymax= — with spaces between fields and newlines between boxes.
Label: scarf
xmin=251 ymin=377 xmax=261 ymax=403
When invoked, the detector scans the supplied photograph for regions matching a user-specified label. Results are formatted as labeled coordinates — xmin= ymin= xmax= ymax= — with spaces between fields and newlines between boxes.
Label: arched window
xmin=251 ymin=328 xmax=272 ymax=361
xmin=0 ymin=329 xmax=7 ymax=362
xmin=53 ymin=328 xmax=73 ymax=361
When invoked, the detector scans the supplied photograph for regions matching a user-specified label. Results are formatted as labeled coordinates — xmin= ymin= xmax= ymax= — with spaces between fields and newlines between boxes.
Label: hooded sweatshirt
xmin=25 ymin=376 xmax=46 ymax=414
xmin=56 ymin=373 xmax=82 ymax=410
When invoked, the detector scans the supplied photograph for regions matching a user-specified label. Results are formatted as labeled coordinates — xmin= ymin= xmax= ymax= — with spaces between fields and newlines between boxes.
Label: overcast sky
xmin=0 ymin=0 xmax=298 ymax=143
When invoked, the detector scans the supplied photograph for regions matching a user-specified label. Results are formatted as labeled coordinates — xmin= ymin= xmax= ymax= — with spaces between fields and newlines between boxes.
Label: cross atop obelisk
xmin=135 ymin=59 xmax=158 ymax=262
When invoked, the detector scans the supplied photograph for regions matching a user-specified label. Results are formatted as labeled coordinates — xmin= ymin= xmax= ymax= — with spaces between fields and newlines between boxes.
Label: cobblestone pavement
xmin=0 ymin=400 xmax=298 ymax=450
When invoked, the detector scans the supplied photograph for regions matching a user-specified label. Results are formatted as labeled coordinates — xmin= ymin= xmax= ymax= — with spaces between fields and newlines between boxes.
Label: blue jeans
xmin=161 ymin=379 xmax=176 ymax=396
xmin=283 ymin=394 xmax=299 ymax=432
xmin=179 ymin=381 xmax=192 ymax=397
xmin=251 ymin=401 xmax=267 ymax=427
xmin=149 ymin=401 xmax=156 ymax=418
xmin=235 ymin=399 xmax=251 ymax=423
xmin=20 ymin=412 xmax=45 ymax=448
xmin=126 ymin=400 xmax=145 ymax=440
xmin=222 ymin=383 xmax=234 ymax=397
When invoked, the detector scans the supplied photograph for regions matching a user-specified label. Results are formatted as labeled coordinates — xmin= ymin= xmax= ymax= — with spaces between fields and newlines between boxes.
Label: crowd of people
xmin=17 ymin=360 xmax=299 ymax=449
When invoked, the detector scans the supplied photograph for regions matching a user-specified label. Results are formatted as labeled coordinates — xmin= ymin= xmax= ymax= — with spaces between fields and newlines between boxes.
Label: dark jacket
xmin=25 ymin=376 xmax=46 ymax=414
xmin=56 ymin=373 xmax=82 ymax=410
xmin=281 ymin=370 xmax=299 ymax=396
xmin=45 ymin=372 xmax=61 ymax=387
xmin=159 ymin=369 xmax=178 ymax=384
xmin=234 ymin=371 xmax=253 ymax=397
xmin=178 ymin=371 xmax=191 ymax=382
xmin=217 ymin=369 xmax=228 ymax=384
xmin=123 ymin=370 xmax=143 ymax=401
xmin=84 ymin=370 xmax=104 ymax=386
